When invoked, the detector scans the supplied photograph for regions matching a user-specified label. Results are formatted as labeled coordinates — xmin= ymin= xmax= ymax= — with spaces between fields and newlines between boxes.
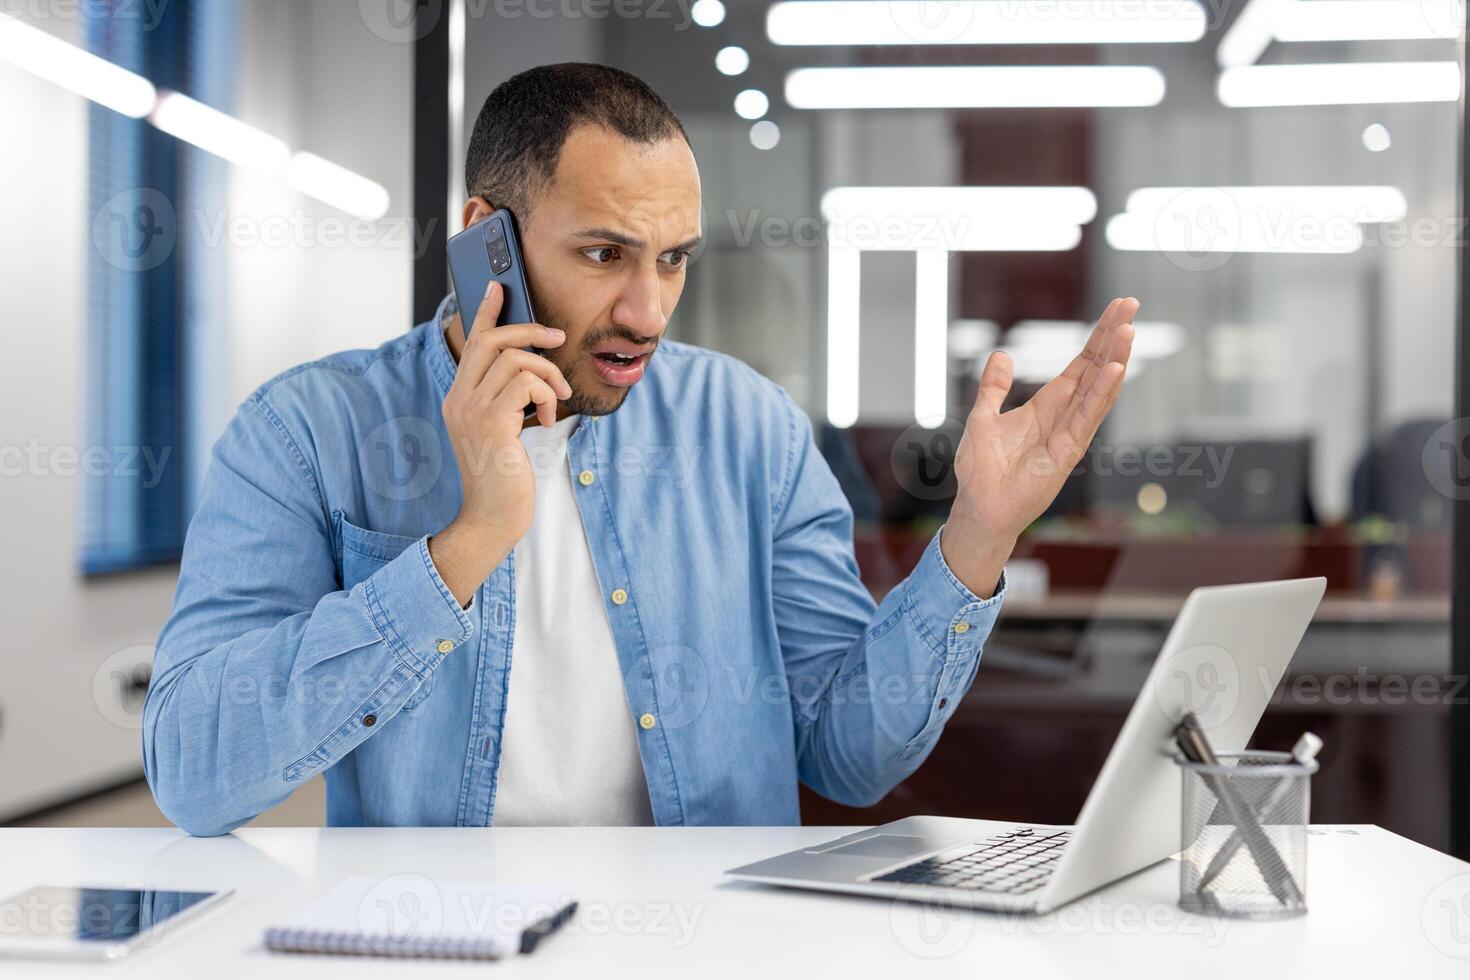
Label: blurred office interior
xmin=0 ymin=0 xmax=1465 ymax=855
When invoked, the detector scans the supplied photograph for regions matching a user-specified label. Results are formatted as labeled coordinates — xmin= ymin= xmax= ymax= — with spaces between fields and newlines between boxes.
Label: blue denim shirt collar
xmin=425 ymin=292 xmax=461 ymax=399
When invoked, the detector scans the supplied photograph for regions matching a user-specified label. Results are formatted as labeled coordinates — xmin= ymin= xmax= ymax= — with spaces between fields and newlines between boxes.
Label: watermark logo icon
xmin=1424 ymin=417 xmax=1470 ymax=501
xmin=1153 ymin=187 xmax=1240 ymax=273
xmin=1422 ymin=873 xmax=1470 ymax=958
xmin=92 ymin=645 xmax=155 ymax=731
xmin=1420 ymin=0 xmax=1467 ymax=40
xmin=358 ymin=874 xmax=445 ymax=954
xmin=361 ymin=416 xmax=443 ymax=502
xmin=891 ymin=418 xmax=965 ymax=501
xmin=888 ymin=886 xmax=975 ymax=958
xmin=1152 ymin=643 xmax=1241 ymax=729
xmin=360 ymin=0 xmax=441 ymax=43
xmin=889 ymin=0 xmax=976 ymax=43
xmin=642 ymin=645 xmax=710 ymax=731
xmin=92 ymin=188 xmax=176 ymax=272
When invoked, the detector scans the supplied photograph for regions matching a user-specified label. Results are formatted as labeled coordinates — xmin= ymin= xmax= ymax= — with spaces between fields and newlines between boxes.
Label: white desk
xmin=2 ymin=824 xmax=1467 ymax=978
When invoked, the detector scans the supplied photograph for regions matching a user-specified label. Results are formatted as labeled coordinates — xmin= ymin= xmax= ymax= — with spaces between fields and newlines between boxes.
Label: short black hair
xmin=464 ymin=62 xmax=689 ymax=226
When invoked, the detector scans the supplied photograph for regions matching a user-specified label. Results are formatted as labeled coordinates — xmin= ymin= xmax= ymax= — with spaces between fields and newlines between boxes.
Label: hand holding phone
xmin=431 ymin=280 xmax=572 ymax=606
xmin=447 ymin=207 xmax=545 ymax=419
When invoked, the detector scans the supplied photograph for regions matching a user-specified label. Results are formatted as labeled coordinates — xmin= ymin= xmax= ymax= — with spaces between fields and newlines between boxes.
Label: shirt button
xmin=639 ymin=713 xmax=656 ymax=730
xmin=578 ymin=469 xmax=596 ymax=486
xmin=436 ymin=639 xmax=454 ymax=654
xmin=611 ymin=588 xmax=628 ymax=606
xmin=362 ymin=714 xmax=377 ymax=727
xmin=954 ymin=622 xmax=971 ymax=634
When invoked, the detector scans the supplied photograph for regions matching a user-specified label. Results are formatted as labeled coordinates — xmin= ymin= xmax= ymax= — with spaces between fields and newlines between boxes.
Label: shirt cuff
xmin=904 ymin=524 xmax=1007 ymax=661
xmin=360 ymin=535 xmax=476 ymax=675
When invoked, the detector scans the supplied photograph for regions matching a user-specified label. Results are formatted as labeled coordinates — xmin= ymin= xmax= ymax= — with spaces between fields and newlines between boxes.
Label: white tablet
xmin=0 ymin=885 xmax=234 ymax=961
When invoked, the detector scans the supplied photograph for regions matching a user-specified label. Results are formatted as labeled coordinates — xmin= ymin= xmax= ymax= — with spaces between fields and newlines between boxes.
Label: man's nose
xmin=611 ymin=262 xmax=667 ymax=339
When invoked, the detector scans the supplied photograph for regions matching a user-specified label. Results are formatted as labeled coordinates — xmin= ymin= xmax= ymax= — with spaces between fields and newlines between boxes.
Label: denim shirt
xmin=143 ymin=296 xmax=1006 ymax=836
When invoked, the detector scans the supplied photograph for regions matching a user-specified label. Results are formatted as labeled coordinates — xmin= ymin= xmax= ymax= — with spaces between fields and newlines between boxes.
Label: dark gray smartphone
xmin=446 ymin=207 xmax=544 ymax=417
xmin=446 ymin=207 xmax=537 ymax=343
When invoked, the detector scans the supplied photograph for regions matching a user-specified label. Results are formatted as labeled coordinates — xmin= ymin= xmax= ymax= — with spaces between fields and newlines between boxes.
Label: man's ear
xmin=461 ymin=195 xmax=495 ymax=232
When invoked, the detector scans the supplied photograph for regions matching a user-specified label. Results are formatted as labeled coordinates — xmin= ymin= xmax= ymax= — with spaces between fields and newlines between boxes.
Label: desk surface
xmin=2 ymin=824 xmax=1467 ymax=978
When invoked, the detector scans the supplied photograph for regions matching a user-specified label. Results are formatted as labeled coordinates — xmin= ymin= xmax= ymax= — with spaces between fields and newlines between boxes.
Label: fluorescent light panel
xmin=287 ymin=152 xmax=392 ymax=220
xmin=1124 ymin=185 xmax=1407 ymax=222
xmin=821 ymin=186 xmax=1097 ymax=224
xmin=768 ymin=0 xmax=1206 ymax=45
xmin=1000 ymin=321 xmax=1183 ymax=381
xmin=826 ymin=246 xmax=861 ymax=428
xmin=820 ymin=186 xmax=1095 ymax=251
xmin=0 ymin=12 xmax=156 ymax=117
xmin=1216 ymin=0 xmax=1293 ymax=68
xmin=1012 ymin=320 xmax=1184 ymax=358
xmin=1106 ymin=213 xmax=1364 ymax=252
xmin=1273 ymin=0 xmax=1463 ymax=42
xmin=786 ymin=65 xmax=1167 ymax=109
xmin=1106 ymin=185 xmax=1405 ymax=254
xmin=1218 ymin=61 xmax=1460 ymax=106
xmin=0 ymin=14 xmax=394 ymax=219
xmin=913 ymin=250 xmax=949 ymax=427
xmin=151 ymin=90 xmax=289 ymax=175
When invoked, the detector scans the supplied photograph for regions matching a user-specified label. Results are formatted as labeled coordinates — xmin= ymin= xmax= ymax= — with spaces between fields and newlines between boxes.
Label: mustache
xmin=578 ymin=325 xmax=660 ymax=351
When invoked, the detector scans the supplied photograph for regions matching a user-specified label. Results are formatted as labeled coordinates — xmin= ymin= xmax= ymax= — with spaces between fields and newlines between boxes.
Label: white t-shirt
xmin=491 ymin=414 xmax=655 ymax=826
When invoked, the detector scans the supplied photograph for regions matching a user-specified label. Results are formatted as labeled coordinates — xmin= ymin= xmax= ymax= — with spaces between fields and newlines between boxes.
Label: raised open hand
xmin=939 ymin=298 xmax=1138 ymax=595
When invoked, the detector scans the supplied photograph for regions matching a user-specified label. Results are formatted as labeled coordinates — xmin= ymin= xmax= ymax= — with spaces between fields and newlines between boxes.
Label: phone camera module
xmin=485 ymin=237 xmax=511 ymax=274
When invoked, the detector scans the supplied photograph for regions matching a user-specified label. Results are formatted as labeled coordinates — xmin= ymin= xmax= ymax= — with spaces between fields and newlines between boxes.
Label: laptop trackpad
xmin=817 ymin=835 xmax=945 ymax=859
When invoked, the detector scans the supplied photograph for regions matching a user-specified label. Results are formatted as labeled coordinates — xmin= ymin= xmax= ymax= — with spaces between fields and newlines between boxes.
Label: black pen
xmin=1175 ymin=713 xmax=1304 ymax=908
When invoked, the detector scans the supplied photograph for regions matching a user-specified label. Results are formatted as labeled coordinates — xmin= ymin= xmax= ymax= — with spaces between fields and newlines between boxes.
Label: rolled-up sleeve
xmin=142 ymin=393 xmax=473 ymax=837
xmin=771 ymin=394 xmax=1005 ymax=808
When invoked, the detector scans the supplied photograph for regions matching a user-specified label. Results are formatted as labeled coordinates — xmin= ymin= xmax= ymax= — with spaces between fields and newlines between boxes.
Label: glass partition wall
xmin=449 ymin=0 xmax=1460 ymax=848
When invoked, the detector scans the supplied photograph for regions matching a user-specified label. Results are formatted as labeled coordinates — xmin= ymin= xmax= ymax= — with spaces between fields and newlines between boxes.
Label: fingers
xmin=1064 ymin=359 xmax=1126 ymax=450
xmin=1061 ymin=296 xmax=1139 ymax=386
xmin=453 ymin=282 xmax=566 ymax=390
xmin=1071 ymin=297 xmax=1138 ymax=400
xmin=1054 ymin=303 xmax=1137 ymax=456
xmin=470 ymin=278 xmax=505 ymax=338
xmin=974 ymin=350 xmax=1014 ymax=416
xmin=1099 ymin=320 xmax=1135 ymax=415
xmin=494 ymin=370 xmax=560 ymax=429
xmin=1058 ymin=298 xmax=1120 ymax=384
xmin=484 ymin=348 xmax=572 ymax=403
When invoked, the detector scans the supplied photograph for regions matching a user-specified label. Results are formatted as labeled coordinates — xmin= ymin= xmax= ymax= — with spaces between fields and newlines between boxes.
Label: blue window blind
xmin=82 ymin=0 xmax=235 ymax=574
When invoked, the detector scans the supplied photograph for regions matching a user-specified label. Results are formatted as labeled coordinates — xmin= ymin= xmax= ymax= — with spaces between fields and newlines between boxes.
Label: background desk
xmin=2 ymin=824 xmax=1467 ymax=978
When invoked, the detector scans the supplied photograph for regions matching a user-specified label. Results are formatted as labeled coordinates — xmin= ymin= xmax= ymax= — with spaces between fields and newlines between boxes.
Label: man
xmin=143 ymin=63 xmax=1136 ymax=836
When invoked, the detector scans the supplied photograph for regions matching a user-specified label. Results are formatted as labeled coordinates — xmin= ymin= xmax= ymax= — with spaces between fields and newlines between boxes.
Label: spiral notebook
xmin=265 ymin=877 xmax=576 ymax=960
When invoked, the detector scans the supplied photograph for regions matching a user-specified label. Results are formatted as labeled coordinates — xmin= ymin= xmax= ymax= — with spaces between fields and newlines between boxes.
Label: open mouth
xmin=590 ymin=350 xmax=650 ymax=387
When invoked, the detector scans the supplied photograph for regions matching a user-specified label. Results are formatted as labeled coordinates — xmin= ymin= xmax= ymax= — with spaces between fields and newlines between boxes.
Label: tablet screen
xmin=0 ymin=887 xmax=218 ymax=944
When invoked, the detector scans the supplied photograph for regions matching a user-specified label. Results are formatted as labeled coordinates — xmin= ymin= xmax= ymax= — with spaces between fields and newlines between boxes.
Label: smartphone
xmin=446 ymin=207 xmax=537 ymax=343
xmin=447 ymin=208 xmax=546 ymax=419
xmin=0 ymin=886 xmax=234 ymax=961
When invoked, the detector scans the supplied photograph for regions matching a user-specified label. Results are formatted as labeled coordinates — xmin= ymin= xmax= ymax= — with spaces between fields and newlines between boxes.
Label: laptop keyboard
xmin=870 ymin=828 xmax=1071 ymax=894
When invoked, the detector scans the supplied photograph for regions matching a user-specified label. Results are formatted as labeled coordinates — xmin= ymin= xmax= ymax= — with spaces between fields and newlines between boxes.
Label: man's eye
xmin=661 ymin=249 xmax=689 ymax=268
xmin=583 ymin=246 xmax=619 ymax=264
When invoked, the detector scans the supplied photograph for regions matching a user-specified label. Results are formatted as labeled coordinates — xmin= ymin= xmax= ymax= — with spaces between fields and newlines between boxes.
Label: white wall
xmin=0 ymin=2 xmax=414 ymax=820
xmin=0 ymin=12 xmax=178 ymax=819
xmin=226 ymin=0 xmax=415 ymax=405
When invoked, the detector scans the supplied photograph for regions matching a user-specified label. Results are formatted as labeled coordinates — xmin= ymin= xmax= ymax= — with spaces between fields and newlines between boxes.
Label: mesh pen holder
xmin=1177 ymin=750 xmax=1317 ymax=919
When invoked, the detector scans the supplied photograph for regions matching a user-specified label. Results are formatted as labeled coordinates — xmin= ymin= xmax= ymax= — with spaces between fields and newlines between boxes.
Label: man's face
xmin=510 ymin=124 xmax=702 ymax=417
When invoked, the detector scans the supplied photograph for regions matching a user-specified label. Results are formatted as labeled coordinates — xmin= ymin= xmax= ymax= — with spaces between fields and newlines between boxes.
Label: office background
xmin=0 ymin=0 xmax=1464 ymax=857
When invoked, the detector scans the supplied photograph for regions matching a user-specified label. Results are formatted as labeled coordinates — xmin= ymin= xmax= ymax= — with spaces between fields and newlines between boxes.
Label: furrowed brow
xmin=573 ymin=227 xmax=644 ymax=249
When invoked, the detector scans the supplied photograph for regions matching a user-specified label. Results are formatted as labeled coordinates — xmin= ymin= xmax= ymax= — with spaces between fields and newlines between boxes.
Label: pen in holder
xmin=1176 ymin=749 xmax=1317 ymax=919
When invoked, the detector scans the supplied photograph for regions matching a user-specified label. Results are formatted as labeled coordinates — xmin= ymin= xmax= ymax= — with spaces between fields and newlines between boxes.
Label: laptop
xmin=725 ymin=577 xmax=1326 ymax=914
